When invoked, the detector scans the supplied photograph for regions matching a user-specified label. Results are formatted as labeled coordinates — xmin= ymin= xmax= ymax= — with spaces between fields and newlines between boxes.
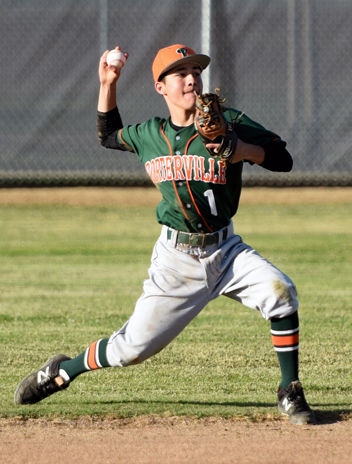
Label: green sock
xmin=270 ymin=312 xmax=299 ymax=390
xmin=59 ymin=337 xmax=111 ymax=381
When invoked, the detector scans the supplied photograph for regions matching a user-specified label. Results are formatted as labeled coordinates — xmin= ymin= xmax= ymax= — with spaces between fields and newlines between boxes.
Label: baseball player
xmin=15 ymin=44 xmax=315 ymax=425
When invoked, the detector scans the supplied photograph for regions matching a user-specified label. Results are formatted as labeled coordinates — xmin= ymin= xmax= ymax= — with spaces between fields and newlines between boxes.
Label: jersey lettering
xmin=145 ymin=155 xmax=226 ymax=185
xmin=154 ymin=158 xmax=161 ymax=183
xmin=193 ymin=156 xmax=201 ymax=181
xmin=199 ymin=157 xmax=211 ymax=182
xmin=173 ymin=155 xmax=185 ymax=180
xmin=183 ymin=156 xmax=193 ymax=180
xmin=165 ymin=156 xmax=173 ymax=180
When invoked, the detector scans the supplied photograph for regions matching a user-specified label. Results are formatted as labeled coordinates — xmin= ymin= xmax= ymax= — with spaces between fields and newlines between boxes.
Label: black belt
xmin=167 ymin=228 xmax=228 ymax=248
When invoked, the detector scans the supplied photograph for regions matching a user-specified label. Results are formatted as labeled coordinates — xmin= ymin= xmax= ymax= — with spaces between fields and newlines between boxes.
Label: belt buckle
xmin=189 ymin=233 xmax=206 ymax=247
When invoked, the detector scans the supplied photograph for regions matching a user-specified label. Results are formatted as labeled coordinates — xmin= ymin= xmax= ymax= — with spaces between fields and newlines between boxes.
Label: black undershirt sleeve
xmin=96 ymin=106 xmax=126 ymax=150
xmin=258 ymin=142 xmax=293 ymax=172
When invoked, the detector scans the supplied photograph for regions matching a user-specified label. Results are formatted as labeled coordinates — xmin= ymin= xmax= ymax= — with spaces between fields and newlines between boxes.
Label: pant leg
xmin=106 ymin=235 xmax=210 ymax=367
xmin=212 ymin=236 xmax=298 ymax=320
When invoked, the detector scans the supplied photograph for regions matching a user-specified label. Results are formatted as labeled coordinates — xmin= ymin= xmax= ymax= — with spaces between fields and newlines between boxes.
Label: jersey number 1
xmin=204 ymin=189 xmax=218 ymax=216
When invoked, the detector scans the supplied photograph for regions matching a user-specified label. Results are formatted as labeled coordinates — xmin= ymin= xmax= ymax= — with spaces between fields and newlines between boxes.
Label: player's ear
xmin=155 ymin=81 xmax=167 ymax=96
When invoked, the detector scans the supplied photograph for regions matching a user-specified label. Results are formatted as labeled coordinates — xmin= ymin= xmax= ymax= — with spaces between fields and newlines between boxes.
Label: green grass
xmin=1 ymin=200 xmax=351 ymax=421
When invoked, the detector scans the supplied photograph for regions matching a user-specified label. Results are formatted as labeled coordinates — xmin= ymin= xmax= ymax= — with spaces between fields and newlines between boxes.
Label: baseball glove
xmin=194 ymin=90 xmax=238 ymax=163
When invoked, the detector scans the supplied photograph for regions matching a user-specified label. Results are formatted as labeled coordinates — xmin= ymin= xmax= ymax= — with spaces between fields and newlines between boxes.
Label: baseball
xmin=106 ymin=49 xmax=126 ymax=68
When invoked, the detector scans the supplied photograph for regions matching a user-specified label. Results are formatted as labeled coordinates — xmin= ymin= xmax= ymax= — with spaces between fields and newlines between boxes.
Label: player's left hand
xmin=205 ymin=142 xmax=220 ymax=154
xmin=194 ymin=91 xmax=239 ymax=164
xmin=206 ymin=139 xmax=243 ymax=164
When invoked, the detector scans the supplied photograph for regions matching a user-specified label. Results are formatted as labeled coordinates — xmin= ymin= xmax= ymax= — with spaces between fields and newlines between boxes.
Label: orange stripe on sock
xmin=272 ymin=333 xmax=299 ymax=347
xmin=87 ymin=341 xmax=99 ymax=370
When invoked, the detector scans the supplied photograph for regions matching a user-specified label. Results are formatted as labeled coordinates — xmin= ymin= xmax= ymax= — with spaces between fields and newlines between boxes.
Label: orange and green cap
xmin=152 ymin=44 xmax=210 ymax=82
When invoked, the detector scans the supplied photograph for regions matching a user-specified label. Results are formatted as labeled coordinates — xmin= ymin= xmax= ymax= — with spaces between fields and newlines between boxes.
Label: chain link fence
xmin=1 ymin=0 xmax=351 ymax=187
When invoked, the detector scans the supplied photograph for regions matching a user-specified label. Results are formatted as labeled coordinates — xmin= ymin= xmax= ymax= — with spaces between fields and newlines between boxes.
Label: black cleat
xmin=278 ymin=381 xmax=316 ymax=425
xmin=14 ymin=354 xmax=71 ymax=405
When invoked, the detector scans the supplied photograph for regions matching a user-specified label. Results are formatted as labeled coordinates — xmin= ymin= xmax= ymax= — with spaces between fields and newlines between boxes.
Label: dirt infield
xmin=2 ymin=187 xmax=351 ymax=463
xmin=1 ymin=416 xmax=352 ymax=464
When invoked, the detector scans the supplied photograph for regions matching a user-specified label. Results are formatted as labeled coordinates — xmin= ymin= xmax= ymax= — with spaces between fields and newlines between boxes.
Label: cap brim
xmin=158 ymin=54 xmax=210 ymax=81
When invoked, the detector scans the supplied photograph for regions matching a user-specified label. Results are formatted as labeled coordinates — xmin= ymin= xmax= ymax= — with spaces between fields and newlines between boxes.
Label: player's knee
xmin=261 ymin=279 xmax=298 ymax=320
xmin=273 ymin=278 xmax=297 ymax=304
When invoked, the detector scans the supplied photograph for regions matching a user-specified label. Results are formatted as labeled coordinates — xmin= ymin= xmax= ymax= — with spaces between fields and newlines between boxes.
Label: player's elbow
xmin=98 ymin=133 xmax=111 ymax=148
xmin=283 ymin=156 xmax=293 ymax=172
xmin=260 ymin=145 xmax=293 ymax=172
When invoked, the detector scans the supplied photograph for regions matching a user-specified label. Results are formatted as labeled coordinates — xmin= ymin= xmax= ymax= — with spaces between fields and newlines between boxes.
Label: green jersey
xmin=116 ymin=108 xmax=284 ymax=233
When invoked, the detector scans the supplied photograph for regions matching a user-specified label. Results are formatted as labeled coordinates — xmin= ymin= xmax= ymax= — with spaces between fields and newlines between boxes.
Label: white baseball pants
xmin=106 ymin=223 xmax=298 ymax=367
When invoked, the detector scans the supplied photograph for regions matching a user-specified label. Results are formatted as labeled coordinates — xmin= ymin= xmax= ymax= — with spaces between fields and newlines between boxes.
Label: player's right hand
xmin=99 ymin=46 xmax=128 ymax=86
